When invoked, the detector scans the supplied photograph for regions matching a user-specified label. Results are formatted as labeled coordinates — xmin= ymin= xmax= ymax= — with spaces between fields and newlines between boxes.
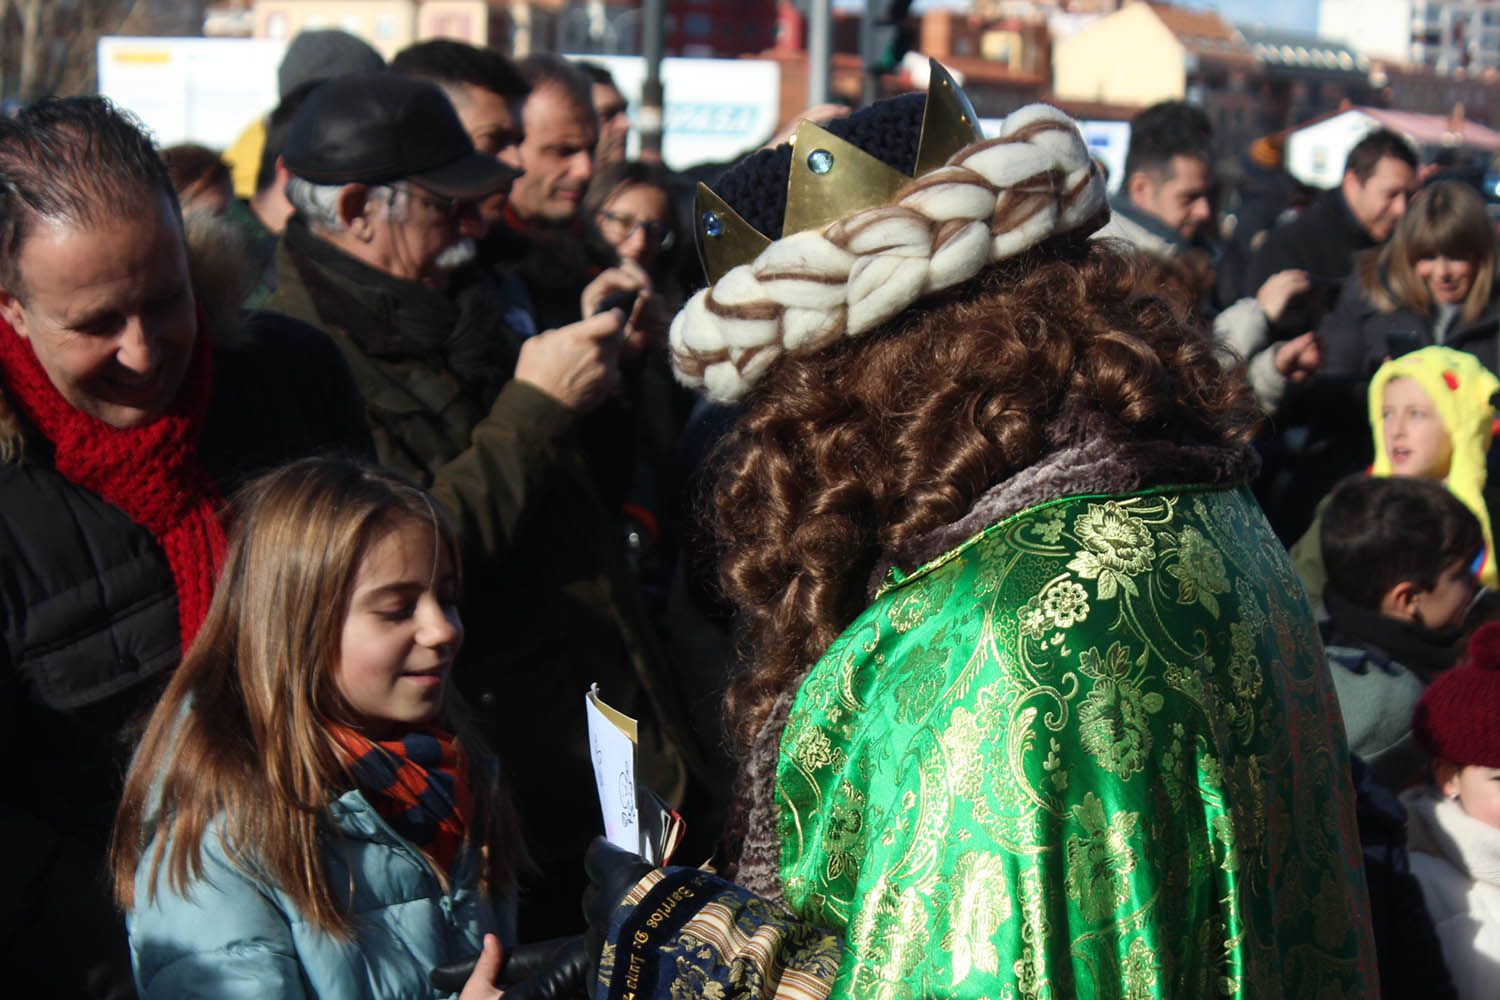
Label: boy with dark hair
xmin=1320 ymin=473 xmax=1475 ymax=999
xmin=1322 ymin=473 xmax=1485 ymax=787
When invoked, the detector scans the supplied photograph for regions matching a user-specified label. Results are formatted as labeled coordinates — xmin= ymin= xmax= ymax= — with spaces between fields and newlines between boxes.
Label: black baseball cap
xmin=281 ymin=71 xmax=516 ymax=199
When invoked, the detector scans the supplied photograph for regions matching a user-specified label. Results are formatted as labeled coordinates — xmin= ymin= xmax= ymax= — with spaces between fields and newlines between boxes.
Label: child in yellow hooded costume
xmin=1292 ymin=345 xmax=1500 ymax=612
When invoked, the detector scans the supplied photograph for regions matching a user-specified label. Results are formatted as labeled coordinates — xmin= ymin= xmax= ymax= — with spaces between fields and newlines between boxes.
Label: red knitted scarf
xmin=0 ymin=314 xmax=226 ymax=652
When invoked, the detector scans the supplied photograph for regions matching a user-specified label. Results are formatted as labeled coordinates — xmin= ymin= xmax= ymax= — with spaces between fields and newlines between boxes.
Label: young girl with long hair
xmin=111 ymin=457 xmax=517 ymax=999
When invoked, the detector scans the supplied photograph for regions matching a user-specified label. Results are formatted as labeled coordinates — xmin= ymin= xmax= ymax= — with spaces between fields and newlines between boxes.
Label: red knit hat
xmin=1414 ymin=621 xmax=1500 ymax=766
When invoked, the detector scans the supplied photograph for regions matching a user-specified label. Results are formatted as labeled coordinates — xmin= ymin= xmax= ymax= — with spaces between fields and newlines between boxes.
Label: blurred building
xmin=205 ymin=1 xmax=256 ymax=36
xmin=1286 ymin=104 xmax=1500 ymax=186
xmin=247 ymin=1 xmax=781 ymax=58
xmin=251 ymin=0 xmax=514 ymax=56
xmin=765 ymin=4 xmax=1046 ymax=123
xmin=1239 ymin=24 xmax=1374 ymax=129
xmin=1373 ymin=58 xmax=1500 ymax=120
xmin=1051 ymin=1 xmax=1400 ymax=155
xmin=1322 ymin=0 xmax=1500 ymax=74
xmin=663 ymin=1 xmax=776 ymax=58
xmin=1052 ymin=1 xmax=1260 ymax=150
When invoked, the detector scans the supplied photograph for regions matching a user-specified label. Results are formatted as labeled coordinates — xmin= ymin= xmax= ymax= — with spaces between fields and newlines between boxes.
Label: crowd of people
xmin=6 ymin=25 xmax=1500 ymax=999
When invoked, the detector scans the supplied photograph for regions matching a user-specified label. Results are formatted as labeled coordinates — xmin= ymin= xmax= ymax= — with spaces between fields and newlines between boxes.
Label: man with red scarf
xmin=0 ymin=97 xmax=371 ymax=997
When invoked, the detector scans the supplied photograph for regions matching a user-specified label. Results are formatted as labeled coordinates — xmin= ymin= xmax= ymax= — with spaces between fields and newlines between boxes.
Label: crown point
xmin=807 ymin=149 xmax=835 ymax=175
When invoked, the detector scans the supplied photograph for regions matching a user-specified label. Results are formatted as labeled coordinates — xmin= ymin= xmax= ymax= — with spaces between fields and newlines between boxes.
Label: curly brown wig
xmin=711 ymin=239 xmax=1260 ymax=758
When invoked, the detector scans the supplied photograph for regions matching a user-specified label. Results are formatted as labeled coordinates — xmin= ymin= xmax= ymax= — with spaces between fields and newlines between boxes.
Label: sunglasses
xmin=596 ymin=209 xmax=675 ymax=251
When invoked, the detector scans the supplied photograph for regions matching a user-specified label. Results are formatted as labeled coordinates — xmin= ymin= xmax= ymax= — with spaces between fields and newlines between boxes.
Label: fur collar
xmin=1405 ymin=785 xmax=1500 ymax=888
xmin=872 ymin=408 xmax=1259 ymax=596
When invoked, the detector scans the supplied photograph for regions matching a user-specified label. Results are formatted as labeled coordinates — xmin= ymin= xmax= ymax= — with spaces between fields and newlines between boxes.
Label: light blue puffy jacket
xmin=127 ymin=789 xmax=517 ymax=999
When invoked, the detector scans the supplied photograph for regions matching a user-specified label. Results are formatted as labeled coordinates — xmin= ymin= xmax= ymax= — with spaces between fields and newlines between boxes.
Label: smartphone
xmin=595 ymin=288 xmax=640 ymax=317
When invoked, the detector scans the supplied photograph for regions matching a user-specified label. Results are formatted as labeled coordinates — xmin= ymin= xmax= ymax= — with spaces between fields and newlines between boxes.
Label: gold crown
xmin=693 ymin=59 xmax=984 ymax=285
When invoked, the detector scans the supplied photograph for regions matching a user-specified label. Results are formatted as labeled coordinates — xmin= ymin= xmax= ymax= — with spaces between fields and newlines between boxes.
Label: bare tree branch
xmin=2 ymin=0 xmax=177 ymax=101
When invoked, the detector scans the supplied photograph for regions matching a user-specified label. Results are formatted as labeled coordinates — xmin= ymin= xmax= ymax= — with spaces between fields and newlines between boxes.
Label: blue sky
xmin=1175 ymin=0 xmax=1318 ymax=33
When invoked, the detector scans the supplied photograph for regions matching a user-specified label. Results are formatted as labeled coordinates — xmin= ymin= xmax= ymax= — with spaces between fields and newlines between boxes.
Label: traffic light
xmin=869 ymin=0 xmax=916 ymax=74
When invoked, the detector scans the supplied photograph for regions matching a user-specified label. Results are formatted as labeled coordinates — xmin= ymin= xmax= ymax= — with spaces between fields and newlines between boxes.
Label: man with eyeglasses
xmin=263 ymin=71 xmax=703 ymax=941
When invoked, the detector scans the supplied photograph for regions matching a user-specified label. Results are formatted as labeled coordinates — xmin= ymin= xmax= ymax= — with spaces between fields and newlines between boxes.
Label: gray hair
xmin=285 ymin=176 xmax=406 ymax=231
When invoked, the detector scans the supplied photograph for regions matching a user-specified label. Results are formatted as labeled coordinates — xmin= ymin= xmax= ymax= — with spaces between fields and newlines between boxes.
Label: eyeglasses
xmin=407 ymin=185 xmax=479 ymax=222
xmin=596 ymin=209 xmax=675 ymax=252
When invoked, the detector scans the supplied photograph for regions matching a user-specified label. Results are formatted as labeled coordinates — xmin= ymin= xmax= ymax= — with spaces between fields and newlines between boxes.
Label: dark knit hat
xmin=712 ymin=93 xmax=925 ymax=241
xmin=1413 ymin=621 xmax=1500 ymax=766
xmin=278 ymin=29 xmax=385 ymax=99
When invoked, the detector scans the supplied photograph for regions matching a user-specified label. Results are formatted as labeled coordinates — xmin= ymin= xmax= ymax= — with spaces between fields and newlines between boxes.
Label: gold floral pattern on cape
xmin=776 ymin=486 xmax=1378 ymax=999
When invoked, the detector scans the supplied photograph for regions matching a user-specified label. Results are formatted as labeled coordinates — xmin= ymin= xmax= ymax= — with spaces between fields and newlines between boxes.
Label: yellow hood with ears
xmin=1369 ymin=345 xmax=1500 ymax=587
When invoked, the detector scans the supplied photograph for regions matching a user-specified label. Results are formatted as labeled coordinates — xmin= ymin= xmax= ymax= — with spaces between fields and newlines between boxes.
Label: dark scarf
xmin=479 ymin=209 xmax=609 ymax=332
xmin=283 ymin=218 xmax=515 ymax=400
xmin=0 ymin=314 xmax=225 ymax=652
xmin=1323 ymin=586 xmax=1463 ymax=683
xmin=332 ymin=725 xmax=474 ymax=875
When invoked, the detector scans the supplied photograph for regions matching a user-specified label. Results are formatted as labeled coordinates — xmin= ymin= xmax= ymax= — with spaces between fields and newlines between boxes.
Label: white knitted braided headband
xmin=668 ymin=103 xmax=1108 ymax=404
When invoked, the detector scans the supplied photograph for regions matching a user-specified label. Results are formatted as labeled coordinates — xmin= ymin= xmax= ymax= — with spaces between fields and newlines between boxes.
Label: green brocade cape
xmin=776 ymin=484 xmax=1379 ymax=998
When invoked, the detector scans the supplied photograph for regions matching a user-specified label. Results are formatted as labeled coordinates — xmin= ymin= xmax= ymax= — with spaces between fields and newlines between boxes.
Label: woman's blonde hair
xmin=1362 ymin=180 xmax=1498 ymax=322
xmin=111 ymin=457 xmax=516 ymax=933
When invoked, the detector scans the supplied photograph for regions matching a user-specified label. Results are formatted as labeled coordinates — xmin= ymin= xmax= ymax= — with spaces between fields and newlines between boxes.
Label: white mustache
xmin=434 ymin=238 xmax=477 ymax=271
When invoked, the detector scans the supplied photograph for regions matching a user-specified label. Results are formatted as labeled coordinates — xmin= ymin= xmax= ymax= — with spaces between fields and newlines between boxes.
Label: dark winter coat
xmin=262 ymin=221 xmax=702 ymax=939
xmin=0 ymin=311 xmax=371 ymax=999
xmin=1246 ymin=187 xmax=1378 ymax=340
xmin=1245 ymin=189 xmax=1384 ymax=543
xmin=1319 ymin=264 xmax=1500 ymax=378
xmin=478 ymin=219 xmax=640 ymax=514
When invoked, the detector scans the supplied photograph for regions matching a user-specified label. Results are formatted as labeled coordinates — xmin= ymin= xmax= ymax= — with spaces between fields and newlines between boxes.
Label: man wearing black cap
xmin=223 ymin=28 xmax=385 ymax=203
xmin=262 ymin=71 xmax=702 ymax=941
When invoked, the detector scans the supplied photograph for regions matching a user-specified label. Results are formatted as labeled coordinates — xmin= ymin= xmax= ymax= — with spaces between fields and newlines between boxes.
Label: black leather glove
xmin=429 ymin=840 xmax=655 ymax=999
xmin=428 ymin=934 xmax=585 ymax=996
xmin=581 ymin=837 xmax=656 ymax=973
xmin=497 ymin=935 xmax=591 ymax=1000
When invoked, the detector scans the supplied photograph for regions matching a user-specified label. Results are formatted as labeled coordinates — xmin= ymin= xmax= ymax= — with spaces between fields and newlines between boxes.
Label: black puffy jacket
xmin=0 ymin=311 xmax=371 ymax=998
xmin=1319 ymin=264 xmax=1500 ymax=378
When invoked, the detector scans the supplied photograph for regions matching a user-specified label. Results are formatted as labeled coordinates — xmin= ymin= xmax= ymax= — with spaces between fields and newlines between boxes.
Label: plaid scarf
xmin=331 ymin=726 xmax=473 ymax=875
